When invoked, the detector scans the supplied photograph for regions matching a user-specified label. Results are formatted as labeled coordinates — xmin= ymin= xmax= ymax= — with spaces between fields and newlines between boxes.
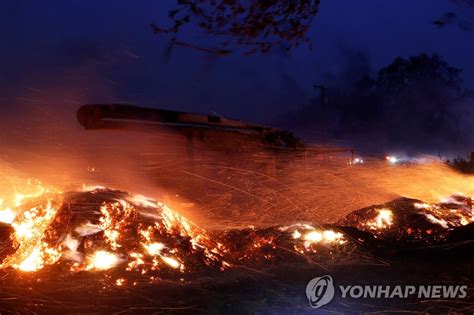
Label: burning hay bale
xmin=213 ymin=224 xmax=350 ymax=268
xmin=0 ymin=187 xmax=226 ymax=275
xmin=338 ymin=195 xmax=473 ymax=245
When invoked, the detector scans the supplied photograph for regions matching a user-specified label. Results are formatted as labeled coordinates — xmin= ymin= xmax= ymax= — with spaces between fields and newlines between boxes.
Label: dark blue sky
xmin=1 ymin=0 xmax=473 ymax=125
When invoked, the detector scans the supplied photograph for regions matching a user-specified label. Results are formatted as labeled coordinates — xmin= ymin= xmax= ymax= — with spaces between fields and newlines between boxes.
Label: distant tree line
xmin=279 ymin=53 xmax=474 ymax=154
xmin=446 ymin=153 xmax=474 ymax=174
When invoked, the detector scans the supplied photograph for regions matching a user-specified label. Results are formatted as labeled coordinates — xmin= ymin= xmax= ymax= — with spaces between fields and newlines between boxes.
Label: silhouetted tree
xmin=375 ymin=54 xmax=464 ymax=146
xmin=446 ymin=154 xmax=474 ymax=173
xmin=280 ymin=53 xmax=472 ymax=153
xmin=376 ymin=54 xmax=463 ymax=97
xmin=151 ymin=0 xmax=320 ymax=56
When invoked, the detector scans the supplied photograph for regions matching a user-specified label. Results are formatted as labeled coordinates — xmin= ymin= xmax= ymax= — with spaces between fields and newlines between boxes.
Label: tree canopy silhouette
xmin=280 ymin=53 xmax=472 ymax=152
xmin=151 ymin=0 xmax=320 ymax=56
xmin=377 ymin=54 xmax=463 ymax=98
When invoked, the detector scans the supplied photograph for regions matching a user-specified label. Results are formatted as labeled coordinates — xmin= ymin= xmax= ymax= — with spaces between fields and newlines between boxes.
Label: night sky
xmin=1 ymin=1 xmax=473 ymax=153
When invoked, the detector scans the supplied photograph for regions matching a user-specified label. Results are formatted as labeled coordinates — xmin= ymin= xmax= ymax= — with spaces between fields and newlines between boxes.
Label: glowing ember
xmin=17 ymin=244 xmax=61 ymax=272
xmin=161 ymin=256 xmax=181 ymax=269
xmin=424 ymin=213 xmax=449 ymax=229
xmin=414 ymin=198 xmax=472 ymax=228
xmin=0 ymin=180 xmax=55 ymax=224
xmin=292 ymin=230 xmax=301 ymax=239
xmin=99 ymin=200 xmax=135 ymax=250
xmin=322 ymin=230 xmax=344 ymax=242
xmin=414 ymin=203 xmax=431 ymax=209
xmin=366 ymin=208 xmax=394 ymax=230
xmin=86 ymin=251 xmax=120 ymax=271
xmin=302 ymin=229 xmax=345 ymax=246
xmin=0 ymin=209 xmax=16 ymax=224
xmin=277 ymin=224 xmax=347 ymax=253
xmin=2 ymin=196 xmax=63 ymax=271
xmin=115 ymin=278 xmax=125 ymax=286
xmin=304 ymin=231 xmax=322 ymax=242
xmin=144 ymin=243 xmax=165 ymax=256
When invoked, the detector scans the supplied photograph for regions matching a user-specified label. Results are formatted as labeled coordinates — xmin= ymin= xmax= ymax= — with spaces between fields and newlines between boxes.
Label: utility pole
xmin=313 ymin=85 xmax=328 ymax=146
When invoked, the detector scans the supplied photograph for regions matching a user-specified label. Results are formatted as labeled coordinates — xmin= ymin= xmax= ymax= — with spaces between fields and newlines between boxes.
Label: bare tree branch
xmin=152 ymin=0 xmax=320 ymax=56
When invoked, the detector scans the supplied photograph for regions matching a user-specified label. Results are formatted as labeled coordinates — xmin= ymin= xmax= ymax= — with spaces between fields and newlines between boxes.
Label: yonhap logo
xmin=305 ymin=274 xmax=468 ymax=309
xmin=305 ymin=275 xmax=335 ymax=309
